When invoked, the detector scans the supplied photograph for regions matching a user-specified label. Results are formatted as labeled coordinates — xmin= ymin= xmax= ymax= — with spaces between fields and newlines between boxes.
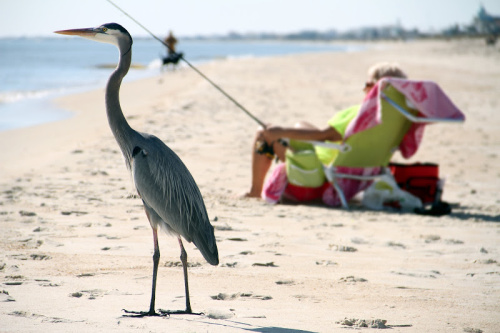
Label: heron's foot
xmin=122 ymin=309 xmax=169 ymax=317
xmin=158 ymin=308 xmax=204 ymax=316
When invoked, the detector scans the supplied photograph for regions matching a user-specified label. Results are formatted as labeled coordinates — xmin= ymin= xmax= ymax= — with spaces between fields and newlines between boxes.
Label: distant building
xmin=474 ymin=5 xmax=500 ymax=35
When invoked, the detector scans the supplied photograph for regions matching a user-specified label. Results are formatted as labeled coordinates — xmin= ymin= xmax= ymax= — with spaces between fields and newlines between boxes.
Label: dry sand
xmin=0 ymin=39 xmax=499 ymax=332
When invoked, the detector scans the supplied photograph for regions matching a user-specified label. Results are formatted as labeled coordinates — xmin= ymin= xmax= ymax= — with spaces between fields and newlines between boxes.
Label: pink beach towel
xmin=345 ymin=78 xmax=465 ymax=158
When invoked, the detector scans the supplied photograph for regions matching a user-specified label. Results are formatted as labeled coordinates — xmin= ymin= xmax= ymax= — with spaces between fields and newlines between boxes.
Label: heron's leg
xmin=157 ymin=238 xmax=203 ymax=316
xmin=178 ymin=237 xmax=192 ymax=314
xmin=123 ymin=225 xmax=164 ymax=317
xmin=156 ymin=238 xmax=202 ymax=316
xmin=149 ymin=227 xmax=160 ymax=315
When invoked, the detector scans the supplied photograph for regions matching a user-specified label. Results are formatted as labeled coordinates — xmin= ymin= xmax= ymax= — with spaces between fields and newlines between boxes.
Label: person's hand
xmin=262 ymin=125 xmax=283 ymax=143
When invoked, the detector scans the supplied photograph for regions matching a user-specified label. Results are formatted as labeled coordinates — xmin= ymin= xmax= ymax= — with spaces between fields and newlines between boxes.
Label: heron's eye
xmin=102 ymin=27 xmax=108 ymax=33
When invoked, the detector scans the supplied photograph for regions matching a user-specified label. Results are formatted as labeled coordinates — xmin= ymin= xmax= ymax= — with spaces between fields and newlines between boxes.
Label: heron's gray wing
xmin=131 ymin=137 xmax=218 ymax=265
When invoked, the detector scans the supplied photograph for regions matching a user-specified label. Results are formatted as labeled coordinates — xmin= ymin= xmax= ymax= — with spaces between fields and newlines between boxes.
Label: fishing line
xmin=105 ymin=0 xmax=266 ymax=127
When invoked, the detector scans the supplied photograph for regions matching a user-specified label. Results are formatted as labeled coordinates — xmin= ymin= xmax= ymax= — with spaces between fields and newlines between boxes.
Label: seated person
xmin=244 ymin=62 xmax=408 ymax=201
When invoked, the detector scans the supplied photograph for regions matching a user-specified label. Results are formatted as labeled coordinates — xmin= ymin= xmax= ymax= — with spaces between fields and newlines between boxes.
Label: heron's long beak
xmin=54 ymin=28 xmax=97 ymax=37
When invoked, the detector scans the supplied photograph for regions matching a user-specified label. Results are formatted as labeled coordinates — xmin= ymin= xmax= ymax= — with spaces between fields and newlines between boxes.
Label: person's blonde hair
xmin=368 ymin=62 xmax=407 ymax=82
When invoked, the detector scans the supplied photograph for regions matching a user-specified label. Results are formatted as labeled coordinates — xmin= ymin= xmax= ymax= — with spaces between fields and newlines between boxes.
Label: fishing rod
xmin=105 ymin=0 xmax=266 ymax=128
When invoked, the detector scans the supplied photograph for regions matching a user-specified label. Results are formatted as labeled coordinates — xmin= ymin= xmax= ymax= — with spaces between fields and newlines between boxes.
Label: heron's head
xmin=55 ymin=23 xmax=132 ymax=47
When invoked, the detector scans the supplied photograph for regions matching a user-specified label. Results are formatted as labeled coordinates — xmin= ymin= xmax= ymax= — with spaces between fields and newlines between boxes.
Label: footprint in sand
xmin=275 ymin=279 xmax=295 ymax=285
xmin=329 ymin=244 xmax=358 ymax=252
xmin=69 ymin=289 xmax=105 ymax=300
xmin=445 ymin=238 xmax=464 ymax=244
xmin=391 ymin=270 xmax=441 ymax=278
xmin=76 ymin=273 xmax=95 ymax=278
xmin=205 ymin=309 xmax=234 ymax=319
xmin=163 ymin=261 xmax=201 ymax=268
xmin=8 ymin=311 xmax=79 ymax=324
xmin=337 ymin=318 xmax=389 ymax=329
xmin=339 ymin=276 xmax=368 ymax=284
xmin=387 ymin=241 xmax=406 ymax=249
xmin=1 ymin=290 xmax=15 ymax=302
xmin=227 ymin=237 xmax=247 ymax=242
xmin=211 ymin=292 xmax=272 ymax=301
xmin=30 ymin=254 xmax=51 ymax=260
xmin=19 ymin=210 xmax=36 ymax=217
xmin=97 ymin=234 xmax=120 ymax=240
xmin=214 ymin=224 xmax=233 ymax=231
xmin=8 ymin=253 xmax=50 ymax=260
xmin=316 ymin=260 xmax=337 ymax=266
xmin=252 ymin=262 xmax=278 ymax=267
xmin=37 ymin=279 xmax=61 ymax=287
xmin=421 ymin=234 xmax=441 ymax=243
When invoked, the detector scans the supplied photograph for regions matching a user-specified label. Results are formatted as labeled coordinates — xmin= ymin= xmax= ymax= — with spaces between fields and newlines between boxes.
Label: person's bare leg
xmin=247 ymin=141 xmax=290 ymax=198
xmin=273 ymin=141 xmax=287 ymax=162
xmin=245 ymin=121 xmax=316 ymax=198
xmin=245 ymin=122 xmax=316 ymax=198
xmin=246 ymin=133 xmax=273 ymax=198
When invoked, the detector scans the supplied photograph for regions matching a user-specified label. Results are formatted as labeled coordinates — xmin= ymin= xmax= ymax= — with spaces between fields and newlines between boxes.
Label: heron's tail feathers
xmin=192 ymin=225 xmax=219 ymax=266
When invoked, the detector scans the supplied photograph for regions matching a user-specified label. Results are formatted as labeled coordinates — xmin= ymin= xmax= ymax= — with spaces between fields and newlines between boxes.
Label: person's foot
xmin=241 ymin=190 xmax=261 ymax=198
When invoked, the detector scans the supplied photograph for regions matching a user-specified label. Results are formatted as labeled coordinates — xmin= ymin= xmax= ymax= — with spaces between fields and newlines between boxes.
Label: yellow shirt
xmin=315 ymin=105 xmax=360 ymax=165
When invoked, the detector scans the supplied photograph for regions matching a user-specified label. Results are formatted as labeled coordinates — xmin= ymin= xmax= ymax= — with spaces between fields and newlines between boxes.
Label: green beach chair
xmin=285 ymin=80 xmax=465 ymax=209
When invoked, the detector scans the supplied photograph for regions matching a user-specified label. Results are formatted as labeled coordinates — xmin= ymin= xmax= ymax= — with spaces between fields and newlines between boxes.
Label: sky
xmin=1 ymin=0 xmax=499 ymax=38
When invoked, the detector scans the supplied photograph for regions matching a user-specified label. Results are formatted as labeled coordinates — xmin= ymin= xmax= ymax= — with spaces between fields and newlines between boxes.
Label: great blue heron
xmin=55 ymin=23 xmax=219 ymax=317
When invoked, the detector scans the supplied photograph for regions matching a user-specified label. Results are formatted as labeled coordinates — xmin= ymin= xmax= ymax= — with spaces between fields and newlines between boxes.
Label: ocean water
xmin=0 ymin=38 xmax=361 ymax=131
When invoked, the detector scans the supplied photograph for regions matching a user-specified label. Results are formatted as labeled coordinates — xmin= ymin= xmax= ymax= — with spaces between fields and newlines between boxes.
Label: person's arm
xmin=263 ymin=125 xmax=342 ymax=143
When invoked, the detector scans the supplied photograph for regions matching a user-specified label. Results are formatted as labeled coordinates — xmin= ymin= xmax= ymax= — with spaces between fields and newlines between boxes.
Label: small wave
xmin=0 ymin=90 xmax=55 ymax=104
xmin=226 ymin=54 xmax=254 ymax=60
xmin=148 ymin=58 xmax=163 ymax=70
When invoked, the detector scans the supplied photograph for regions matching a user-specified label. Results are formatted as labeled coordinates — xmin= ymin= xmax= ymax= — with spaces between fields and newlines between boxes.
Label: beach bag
xmin=389 ymin=162 xmax=439 ymax=204
xmin=362 ymin=174 xmax=423 ymax=211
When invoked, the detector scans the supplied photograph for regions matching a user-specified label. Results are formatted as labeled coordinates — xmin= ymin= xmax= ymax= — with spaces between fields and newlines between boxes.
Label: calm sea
xmin=0 ymin=38 xmax=361 ymax=131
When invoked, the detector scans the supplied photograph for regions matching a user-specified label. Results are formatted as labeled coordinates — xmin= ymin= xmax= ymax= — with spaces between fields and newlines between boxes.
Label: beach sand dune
xmin=1 ymin=39 xmax=499 ymax=332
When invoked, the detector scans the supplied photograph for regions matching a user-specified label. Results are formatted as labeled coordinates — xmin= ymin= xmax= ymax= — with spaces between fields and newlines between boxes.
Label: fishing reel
xmin=255 ymin=139 xmax=288 ymax=159
xmin=255 ymin=140 xmax=275 ymax=159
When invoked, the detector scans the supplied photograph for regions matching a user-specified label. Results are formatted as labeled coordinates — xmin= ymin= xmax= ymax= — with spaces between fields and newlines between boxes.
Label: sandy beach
xmin=1 ymin=39 xmax=499 ymax=332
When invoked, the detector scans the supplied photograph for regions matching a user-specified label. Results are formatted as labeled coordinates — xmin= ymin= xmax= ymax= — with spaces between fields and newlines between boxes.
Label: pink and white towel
xmin=262 ymin=163 xmax=380 ymax=207
xmin=345 ymin=78 xmax=465 ymax=158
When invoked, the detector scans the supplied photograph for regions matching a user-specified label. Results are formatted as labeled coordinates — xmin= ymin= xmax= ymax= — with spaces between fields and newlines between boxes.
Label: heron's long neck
xmin=106 ymin=41 xmax=135 ymax=165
